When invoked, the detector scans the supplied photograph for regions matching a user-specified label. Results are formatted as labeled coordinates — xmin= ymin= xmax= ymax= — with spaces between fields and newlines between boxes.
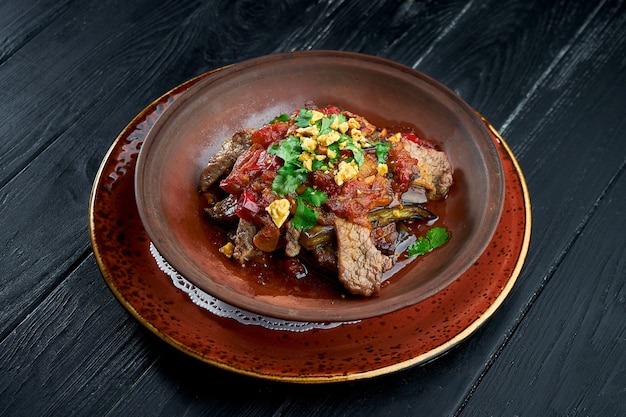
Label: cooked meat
xmin=404 ymin=141 xmax=453 ymax=200
xmin=199 ymin=128 xmax=255 ymax=193
xmin=334 ymin=217 xmax=393 ymax=296
xmin=199 ymin=105 xmax=454 ymax=297
xmin=252 ymin=223 xmax=281 ymax=253
xmin=233 ymin=219 xmax=261 ymax=263
xmin=284 ymin=220 xmax=301 ymax=257
xmin=371 ymin=223 xmax=399 ymax=254
xmin=309 ymin=244 xmax=337 ymax=272
xmin=203 ymin=194 xmax=238 ymax=222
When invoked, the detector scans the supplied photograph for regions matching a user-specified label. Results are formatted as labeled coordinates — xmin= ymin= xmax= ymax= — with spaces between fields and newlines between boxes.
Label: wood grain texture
xmin=0 ymin=258 xmax=159 ymax=417
xmin=413 ymin=0 xmax=602 ymax=127
xmin=458 ymin=2 xmax=626 ymax=414
xmin=0 ymin=0 xmax=625 ymax=416
xmin=0 ymin=0 xmax=201 ymax=186
xmin=0 ymin=0 xmax=203 ymax=338
xmin=464 ymin=169 xmax=626 ymax=415
xmin=0 ymin=0 xmax=71 ymax=64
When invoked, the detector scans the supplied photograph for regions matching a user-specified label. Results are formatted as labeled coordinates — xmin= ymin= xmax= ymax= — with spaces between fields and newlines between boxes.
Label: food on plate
xmin=199 ymin=103 xmax=453 ymax=296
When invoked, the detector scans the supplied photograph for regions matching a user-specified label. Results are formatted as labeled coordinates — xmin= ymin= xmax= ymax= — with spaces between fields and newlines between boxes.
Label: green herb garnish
xmin=272 ymin=164 xmax=309 ymax=196
xmin=268 ymin=135 xmax=302 ymax=164
xmin=369 ymin=141 xmax=391 ymax=164
xmin=341 ymin=137 xmax=365 ymax=166
xmin=270 ymin=113 xmax=290 ymax=124
xmin=406 ymin=227 xmax=450 ymax=257
xmin=268 ymin=135 xmax=309 ymax=196
xmin=295 ymin=109 xmax=313 ymax=127
xmin=292 ymin=187 xmax=328 ymax=230
xmin=319 ymin=116 xmax=334 ymax=136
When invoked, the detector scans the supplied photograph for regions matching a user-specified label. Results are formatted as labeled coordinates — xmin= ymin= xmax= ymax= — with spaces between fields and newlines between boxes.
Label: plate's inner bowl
xmin=135 ymin=51 xmax=504 ymax=322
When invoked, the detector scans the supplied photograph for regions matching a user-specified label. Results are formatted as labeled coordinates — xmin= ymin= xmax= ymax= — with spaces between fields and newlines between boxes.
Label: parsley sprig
xmin=369 ymin=141 xmax=391 ymax=164
xmin=293 ymin=187 xmax=328 ymax=229
xmin=295 ymin=109 xmax=313 ymax=127
xmin=268 ymin=135 xmax=307 ymax=196
xmin=406 ymin=227 xmax=450 ymax=257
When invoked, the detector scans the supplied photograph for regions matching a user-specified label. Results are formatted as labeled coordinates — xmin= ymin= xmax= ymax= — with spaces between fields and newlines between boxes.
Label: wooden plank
xmin=412 ymin=0 xmax=602 ymax=128
xmin=455 ymin=2 xmax=626 ymax=414
xmin=0 ymin=0 xmax=71 ymax=63
xmin=0 ymin=0 xmax=207 ymax=338
xmin=0 ymin=257 xmax=159 ymax=417
xmin=0 ymin=1 xmax=624 ymax=416
xmin=461 ymin=168 xmax=626 ymax=416
xmin=79 ymin=2 xmax=625 ymax=416
xmin=0 ymin=0 xmax=202 ymax=186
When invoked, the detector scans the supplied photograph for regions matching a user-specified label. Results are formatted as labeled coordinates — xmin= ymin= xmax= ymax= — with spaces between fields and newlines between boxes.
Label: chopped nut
xmin=219 ymin=242 xmax=235 ymax=258
xmin=334 ymin=160 xmax=359 ymax=185
xmin=377 ymin=163 xmax=388 ymax=176
xmin=299 ymin=152 xmax=314 ymax=171
xmin=300 ymin=135 xmax=317 ymax=152
xmin=388 ymin=133 xmax=401 ymax=143
xmin=318 ymin=130 xmax=340 ymax=146
xmin=348 ymin=118 xmax=360 ymax=129
xmin=297 ymin=125 xmax=319 ymax=137
xmin=266 ymin=199 xmax=291 ymax=228
xmin=350 ymin=128 xmax=363 ymax=141
xmin=310 ymin=110 xmax=325 ymax=123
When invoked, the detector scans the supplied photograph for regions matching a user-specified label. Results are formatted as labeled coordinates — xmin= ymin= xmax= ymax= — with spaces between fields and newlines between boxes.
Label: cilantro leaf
xmin=406 ymin=236 xmax=431 ymax=257
xmin=292 ymin=187 xmax=328 ymax=229
xmin=292 ymin=200 xmax=317 ymax=230
xmin=370 ymin=141 xmax=391 ymax=164
xmin=342 ymin=140 xmax=364 ymax=166
xmin=319 ymin=116 xmax=334 ymax=136
xmin=268 ymin=135 xmax=302 ymax=164
xmin=311 ymin=158 xmax=326 ymax=171
xmin=299 ymin=187 xmax=328 ymax=206
xmin=270 ymin=113 xmax=290 ymax=124
xmin=406 ymin=227 xmax=450 ymax=258
xmin=272 ymin=163 xmax=308 ymax=196
xmin=295 ymin=108 xmax=313 ymax=128
xmin=426 ymin=226 xmax=450 ymax=248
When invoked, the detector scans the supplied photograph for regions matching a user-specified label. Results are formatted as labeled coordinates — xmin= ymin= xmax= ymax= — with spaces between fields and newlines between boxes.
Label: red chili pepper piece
xmin=251 ymin=122 xmax=289 ymax=147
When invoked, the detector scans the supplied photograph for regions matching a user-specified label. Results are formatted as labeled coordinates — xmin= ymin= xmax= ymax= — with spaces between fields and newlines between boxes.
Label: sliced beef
xmin=404 ymin=141 xmax=453 ymax=200
xmin=233 ymin=219 xmax=261 ymax=263
xmin=199 ymin=128 xmax=255 ymax=193
xmin=284 ymin=220 xmax=301 ymax=257
xmin=371 ymin=223 xmax=399 ymax=255
xmin=389 ymin=140 xmax=453 ymax=201
xmin=309 ymin=244 xmax=337 ymax=272
xmin=203 ymin=194 xmax=238 ymax=223
xmin=334 ymin=217 xmax=393 ymax=296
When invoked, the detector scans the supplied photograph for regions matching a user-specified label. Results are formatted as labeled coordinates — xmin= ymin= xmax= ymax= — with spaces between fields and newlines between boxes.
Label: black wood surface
xmin=1 ymin=0 xmax=625 ymax=416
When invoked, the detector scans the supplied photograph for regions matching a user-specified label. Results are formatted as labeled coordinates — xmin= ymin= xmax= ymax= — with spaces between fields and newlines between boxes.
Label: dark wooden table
xmin=2 ymin=1 xmax=625 ymax=415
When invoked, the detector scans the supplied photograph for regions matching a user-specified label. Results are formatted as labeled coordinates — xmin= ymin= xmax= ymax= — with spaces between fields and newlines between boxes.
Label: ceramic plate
xmin=89 ymin=69 xmax=531 ymax=383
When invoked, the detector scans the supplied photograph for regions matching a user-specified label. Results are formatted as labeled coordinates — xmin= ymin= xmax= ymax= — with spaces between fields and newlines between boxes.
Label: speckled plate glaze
xmin=89 ymin=70 xmax=531 ymax=383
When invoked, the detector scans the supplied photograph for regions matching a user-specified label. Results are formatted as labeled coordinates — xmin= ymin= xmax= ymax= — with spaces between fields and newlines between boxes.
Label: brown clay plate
xmin=134 ymin=51 xmax=506 ymax=322
xmin=89 ymin=69 xmax=531 ymax=383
